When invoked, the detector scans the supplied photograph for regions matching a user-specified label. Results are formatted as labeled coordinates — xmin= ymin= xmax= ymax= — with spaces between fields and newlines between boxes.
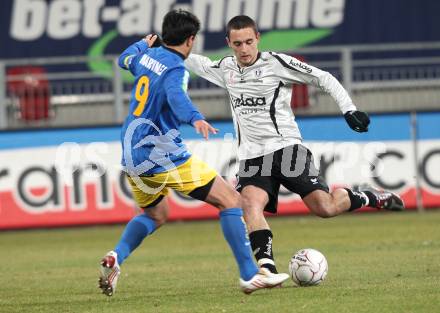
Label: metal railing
xmin=1 ymin=42 xmax=440 ymax=129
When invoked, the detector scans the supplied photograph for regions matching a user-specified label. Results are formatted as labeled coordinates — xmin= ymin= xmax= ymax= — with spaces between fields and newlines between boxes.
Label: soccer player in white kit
xmin=185 ymin=15 xmax=405 ymax=275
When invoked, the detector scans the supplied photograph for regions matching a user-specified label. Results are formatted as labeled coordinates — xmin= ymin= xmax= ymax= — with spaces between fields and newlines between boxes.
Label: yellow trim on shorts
xmin=127 ymin=156 xmax=217 ymax=208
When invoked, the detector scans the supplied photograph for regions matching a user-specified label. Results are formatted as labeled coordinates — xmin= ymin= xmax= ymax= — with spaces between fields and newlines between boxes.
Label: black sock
xmin=249 ymin=229 xmax=278 ymax=273
xmin=345 ymin=188 xmax=369 ymax=211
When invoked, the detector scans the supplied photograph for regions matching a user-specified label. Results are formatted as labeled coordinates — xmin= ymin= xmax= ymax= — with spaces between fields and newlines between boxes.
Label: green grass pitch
xmin=1 ymin=211 xmax=439 ymax=313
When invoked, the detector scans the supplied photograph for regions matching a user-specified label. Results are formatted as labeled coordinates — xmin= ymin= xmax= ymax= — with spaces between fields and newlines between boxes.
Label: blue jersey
xmin=119 ymin=40 xmax=204 ymax=176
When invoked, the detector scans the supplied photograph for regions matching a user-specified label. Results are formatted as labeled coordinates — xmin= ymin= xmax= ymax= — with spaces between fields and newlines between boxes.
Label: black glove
xmin=344 ymin=110 xmax=370 ymax=132
xmin=150 ymin=33 xmax=163 ymax=47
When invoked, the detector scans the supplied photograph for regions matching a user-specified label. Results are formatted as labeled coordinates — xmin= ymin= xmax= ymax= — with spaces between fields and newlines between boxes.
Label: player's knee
xmin=207 ymin=185 xmax=241 ymax=210
xmin=154 ymin=215 xmax=168 ymax=227
xmin=218 ymin=189 xmax=241 ymax=210
xmin=143 ymin=205 xmax=169 ymax=227
xmin=149 ymin=212 xmax=168 ymax=227
xmin=241 ymin=193 xmax=264 ymax=213
xmin=241 ymin=195 xmax=254 ymax=211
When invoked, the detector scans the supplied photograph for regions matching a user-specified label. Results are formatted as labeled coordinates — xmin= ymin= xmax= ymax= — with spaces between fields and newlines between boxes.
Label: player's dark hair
xmin=226 ymin=15 xmax=258 ymax=38
xmin=162 ymin=9 xmax=200 ymax=46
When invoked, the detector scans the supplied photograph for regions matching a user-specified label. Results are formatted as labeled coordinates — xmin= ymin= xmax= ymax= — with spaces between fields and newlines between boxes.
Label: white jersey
xmin=185 ymin=52 xmax=356 ymax=160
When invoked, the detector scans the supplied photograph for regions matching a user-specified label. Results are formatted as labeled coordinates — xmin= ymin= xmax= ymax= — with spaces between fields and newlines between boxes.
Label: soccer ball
xmin=288 ymin=248 xmax=328 ymax=286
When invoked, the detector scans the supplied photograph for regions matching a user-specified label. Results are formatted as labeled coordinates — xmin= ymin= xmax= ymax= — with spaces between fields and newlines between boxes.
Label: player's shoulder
xmin=264 ymin=51 xmax=293 ymax=62
xmin=132 ymin=48 xmax=184 ymax=79
xmin=211 ymin=55 xmax=235 ymax=69
xmin=264 ymin=51 xmax=312 ymax=74
xmin=259 ymin=51 xmax=291 ymax=67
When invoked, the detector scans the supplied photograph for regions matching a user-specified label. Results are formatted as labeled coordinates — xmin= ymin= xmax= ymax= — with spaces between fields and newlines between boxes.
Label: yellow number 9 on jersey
xmin=133 ymin=75 xmax=150 ymax=116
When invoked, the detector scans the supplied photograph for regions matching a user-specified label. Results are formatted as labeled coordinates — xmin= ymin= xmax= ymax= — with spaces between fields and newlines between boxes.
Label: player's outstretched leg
xmin=355 ymin=184 xmax=405 ymax=211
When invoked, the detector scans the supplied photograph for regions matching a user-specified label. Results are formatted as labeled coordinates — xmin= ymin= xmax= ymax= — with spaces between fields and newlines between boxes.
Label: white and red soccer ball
xmin=289 ymin=248 xmax=328 ymax=286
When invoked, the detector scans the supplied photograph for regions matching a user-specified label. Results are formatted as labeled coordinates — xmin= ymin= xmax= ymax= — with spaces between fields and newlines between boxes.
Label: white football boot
xmin=98 ymin=251 xmax=121 ymax=296
xmin=239 ymin=268 xmax=289 ymax=294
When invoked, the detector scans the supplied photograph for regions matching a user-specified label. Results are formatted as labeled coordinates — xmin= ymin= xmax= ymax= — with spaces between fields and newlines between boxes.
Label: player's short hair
xmin=226 ymin=15 xmax=258 ymax=38
xmin=162 ymin=9 xmax=200 ymax=46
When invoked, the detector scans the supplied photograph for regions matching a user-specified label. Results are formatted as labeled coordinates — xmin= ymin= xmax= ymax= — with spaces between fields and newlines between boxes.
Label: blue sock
xmin=219 ymin=208 xmax=259 ymax=281
xmin=114 ymin=213 xmax=156 ymax=265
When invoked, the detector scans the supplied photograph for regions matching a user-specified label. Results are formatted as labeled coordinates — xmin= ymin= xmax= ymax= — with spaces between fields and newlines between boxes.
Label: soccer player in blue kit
xmin=98 ymin=10 xmax=289 ymax=296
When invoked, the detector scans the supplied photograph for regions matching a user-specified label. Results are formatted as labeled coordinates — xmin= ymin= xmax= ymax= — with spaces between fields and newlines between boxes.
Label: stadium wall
xmin=1 ymin=112 xmax=440 ymax=229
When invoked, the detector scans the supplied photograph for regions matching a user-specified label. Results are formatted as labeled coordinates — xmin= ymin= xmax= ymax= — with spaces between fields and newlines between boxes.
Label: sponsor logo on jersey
xmin=231 ymin=94 xmax=266 ymax=109
xmin=289 ymin=60 xmax=313 ymax=73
